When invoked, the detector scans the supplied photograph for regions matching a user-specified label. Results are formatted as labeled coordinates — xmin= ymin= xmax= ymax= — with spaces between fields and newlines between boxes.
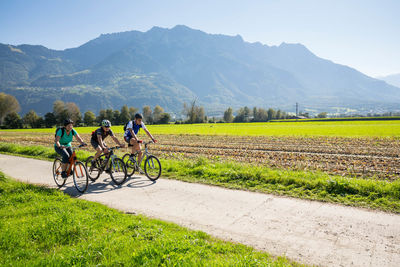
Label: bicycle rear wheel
xmin=144 ymin=155 xmax=161 ymax=181
xmin=52 ymin=158 xmax=66 ymax=188
xmin=122 ymin=153 xmax=136 ymax=177
xmin=73 ymin=161 xmax=89 ymax=193
xmin=85 ymin=156 xmax=101 ymax=181
xmin=109 ymin=158 xmax=127 ymax=185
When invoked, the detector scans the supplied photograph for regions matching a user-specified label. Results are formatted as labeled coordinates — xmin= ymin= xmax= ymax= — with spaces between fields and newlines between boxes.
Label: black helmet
xmin=64 ymin=119 xmax=74 ymax=126
xmin=134 ymin=113 xmax=143 ymax=119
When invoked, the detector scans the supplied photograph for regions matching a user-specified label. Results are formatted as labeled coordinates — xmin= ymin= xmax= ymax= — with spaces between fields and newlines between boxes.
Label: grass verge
xmin=0 ymin=142 xmax=399 ymax=213
xmin=0 ymin=172 xmax=298 ymax=266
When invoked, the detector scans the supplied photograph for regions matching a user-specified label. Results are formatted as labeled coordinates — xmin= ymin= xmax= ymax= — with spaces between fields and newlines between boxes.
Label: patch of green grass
xmin=0 ymin=142 xmax=399 ymax=213
xmin=2 ymin=119 xmax=400 ymax=137
xmin=0 ymin=172 xmax=298 ymax=266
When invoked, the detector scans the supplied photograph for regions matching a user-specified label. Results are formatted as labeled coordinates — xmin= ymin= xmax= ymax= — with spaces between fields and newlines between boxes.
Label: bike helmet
xmin=63 ymin=119 xmax=74 ymax=126
xmin=101 ymin=119 xmax=111 ymax=127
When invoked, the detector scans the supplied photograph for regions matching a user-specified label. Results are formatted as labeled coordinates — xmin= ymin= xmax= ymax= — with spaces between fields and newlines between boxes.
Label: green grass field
xmin=0 ymin=172 xmax=298 ymax=266
xmin=2 ymin=120 xmax=400 ymax=137
xmin=1 ymin=142 xmax=399 ymax=213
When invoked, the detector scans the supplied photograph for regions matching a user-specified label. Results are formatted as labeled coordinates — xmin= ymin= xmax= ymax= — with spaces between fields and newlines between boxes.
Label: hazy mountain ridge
xmin=378 ymin=73 xmax=400 ymax=88
xmin=1 ymin=25 xmax=399 ymax=115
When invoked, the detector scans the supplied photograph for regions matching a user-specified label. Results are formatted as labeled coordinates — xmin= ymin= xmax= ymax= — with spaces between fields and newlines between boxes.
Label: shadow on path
xmin=62 ymin=174 xmax=156 ymax=197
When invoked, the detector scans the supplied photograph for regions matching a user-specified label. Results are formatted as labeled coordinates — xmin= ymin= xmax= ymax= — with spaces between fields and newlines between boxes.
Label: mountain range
xmin=1 ymin=25 xmax=399 ymax=116
xmin=378 ymin=73 xmax=400 ymax=88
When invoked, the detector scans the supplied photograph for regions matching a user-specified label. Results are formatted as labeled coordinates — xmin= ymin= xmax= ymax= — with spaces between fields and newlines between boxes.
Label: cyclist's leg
xmin=55 ymin=146 xmax=65 ymax=170
xmin=65 ymin=146 xmax=73 ymax=158
xmin=134 ymin=142 xmax=143 ymax=165
xmin=64 ymin=147 xmax=73 ymax=171
xmin=91 ymin=139 xmax=103 ymax=161
xmin=93 ymin=147 xmax=103 ymax=161
xmin=55 ymin=146 xmax=70 ymax=177
xmin=128 ymin=140 xmax=143 ymax=173
xmin=128 ymin=137 xmax=136 ymax=155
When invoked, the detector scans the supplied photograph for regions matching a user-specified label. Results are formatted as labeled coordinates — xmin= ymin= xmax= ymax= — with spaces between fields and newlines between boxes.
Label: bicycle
xmin=122 ymin=140 xmax=162 ymax=181
xmin=85 ymin=146 xmax=127 ymax=185
xmin=52 ymin=144 xmax=89 ymax=193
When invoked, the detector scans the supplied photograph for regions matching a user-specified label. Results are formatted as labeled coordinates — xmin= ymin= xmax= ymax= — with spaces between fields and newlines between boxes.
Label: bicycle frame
xmin=122 ymin=140 xmax=161 ymax=180
xmin=64 ymin=149 xmax=77 ymax=176
xmin=55 ymin=146 xmax=84 ymax=177
xmin=131 ymin=141 xmax=153 ymax=167
xmin=97 ymin=147 xmax=120 ymax=171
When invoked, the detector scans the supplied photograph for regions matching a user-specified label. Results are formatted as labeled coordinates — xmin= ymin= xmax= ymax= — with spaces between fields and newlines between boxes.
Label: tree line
xmin=224 ymin=106 xmax=290 ymax=122
xmin=181 ymin=101 xmax=292 ymax=124
xmin=0 ymin=92 xmax=329 ymax=129
xmin=0 ymin=93 xmax=171 ymax=129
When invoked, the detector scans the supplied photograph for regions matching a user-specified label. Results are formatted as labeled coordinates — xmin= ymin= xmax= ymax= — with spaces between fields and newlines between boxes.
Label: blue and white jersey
xmin=124 ymin=121 xmax=147 ymax=137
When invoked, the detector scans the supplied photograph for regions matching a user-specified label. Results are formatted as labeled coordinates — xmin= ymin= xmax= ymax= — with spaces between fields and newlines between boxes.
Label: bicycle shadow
xmin=125 ymin=175 xmax=156 ymax=189
xmin=62 ymin=174 xmax=156 ymax=197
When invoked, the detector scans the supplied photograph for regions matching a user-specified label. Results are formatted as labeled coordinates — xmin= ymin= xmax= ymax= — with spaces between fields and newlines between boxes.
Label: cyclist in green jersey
xmin=54 ymin=119 xmax=86 ymax=178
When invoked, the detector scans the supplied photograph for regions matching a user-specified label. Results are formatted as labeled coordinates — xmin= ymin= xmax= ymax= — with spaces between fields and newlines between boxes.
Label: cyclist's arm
xmin=55 ymin=135 xmax=63 ymax=148
xmin=129 ymin=128 xmax=139 ymax=142
xmin=97 ymin=135 xmax=106 ymax=150
xmin=111 ymin=135 xmax=124 ymax=147
xmin=144 ymin=128 xmax=156 ymax=142
xmin=74 ymin=133 xmax=86 ymax=145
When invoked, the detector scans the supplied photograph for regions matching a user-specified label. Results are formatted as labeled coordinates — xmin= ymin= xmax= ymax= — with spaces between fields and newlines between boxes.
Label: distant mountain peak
xmin=148 ymin=25 xmax=195 ymax=33
xmin=279 ymin=42 xmax=309 ymax=50
xmin=171 ymin=24 xmax=192 ymax=31
xmin=148 ymin=26 xmax=166 ymax=32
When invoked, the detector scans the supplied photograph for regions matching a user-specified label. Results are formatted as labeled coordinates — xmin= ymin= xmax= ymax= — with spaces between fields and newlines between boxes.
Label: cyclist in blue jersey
xmin=124 ymin=113 xmax=157 ymax=173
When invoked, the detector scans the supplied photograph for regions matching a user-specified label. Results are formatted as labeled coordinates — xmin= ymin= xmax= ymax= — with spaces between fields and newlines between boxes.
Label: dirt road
xmin=0 ymin=154 xmax=399 ymax=267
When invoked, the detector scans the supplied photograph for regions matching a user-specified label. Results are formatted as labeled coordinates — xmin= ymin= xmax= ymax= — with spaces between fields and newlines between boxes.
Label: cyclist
xmin=90 ymin=119 xmax=125 ymax=167
xmin=124 ymin=113 xmax=157 ymax=173
xmin=54 ymin=119 xmax=86 ymax=178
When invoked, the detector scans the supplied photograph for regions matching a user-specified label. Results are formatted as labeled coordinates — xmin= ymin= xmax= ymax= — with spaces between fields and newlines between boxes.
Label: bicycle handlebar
xmin=62 ymin=143 xmax=87 ymax=150
xmin=136 ymin=140 xmax=155 ymax=145
xmin=144 ymin=141 xmax=155 ymax=145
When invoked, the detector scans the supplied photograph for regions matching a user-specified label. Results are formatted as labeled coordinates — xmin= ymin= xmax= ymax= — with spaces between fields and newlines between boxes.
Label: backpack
xmin=55 ymin=127 xmax=65 ymax=138
xmin=123 ymin=121 xmax=132 ymax=132
xmin=55 ymin=127 xmax=76 ymax=138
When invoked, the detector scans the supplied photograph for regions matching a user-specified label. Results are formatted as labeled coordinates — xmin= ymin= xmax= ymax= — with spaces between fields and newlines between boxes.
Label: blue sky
xmin=0 ymin=0 xmax=399 ymax=77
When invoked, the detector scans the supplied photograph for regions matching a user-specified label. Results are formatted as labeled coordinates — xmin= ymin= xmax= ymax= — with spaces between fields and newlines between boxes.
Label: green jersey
xmin=54 ymin=128 xmax=77 ymax=147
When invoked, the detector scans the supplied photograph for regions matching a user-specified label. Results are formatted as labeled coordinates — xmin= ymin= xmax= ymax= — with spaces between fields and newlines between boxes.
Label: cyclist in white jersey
xmin=124 ymin=113 xmax=157 ymax=173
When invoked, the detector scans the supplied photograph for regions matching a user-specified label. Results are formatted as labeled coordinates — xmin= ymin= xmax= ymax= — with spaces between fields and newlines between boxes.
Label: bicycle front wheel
xmin=53 ymin=158 xmax=66 ymax=188
xmin=122 ymin=153 xmax=136 ymax=177
xmin=73 ymin=161 xmax=89 ymax=193
xmin=109 ymin=158 xmax=127 ymax=185
xmin=144 ymin=155 xmax=161 ymax=181
xmin=85 ymin=156 xmax=101 ymax=181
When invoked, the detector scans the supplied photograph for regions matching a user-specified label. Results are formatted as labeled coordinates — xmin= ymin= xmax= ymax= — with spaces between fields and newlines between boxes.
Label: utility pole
xmin=296 ymin=102 xmax=299 ymax=116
